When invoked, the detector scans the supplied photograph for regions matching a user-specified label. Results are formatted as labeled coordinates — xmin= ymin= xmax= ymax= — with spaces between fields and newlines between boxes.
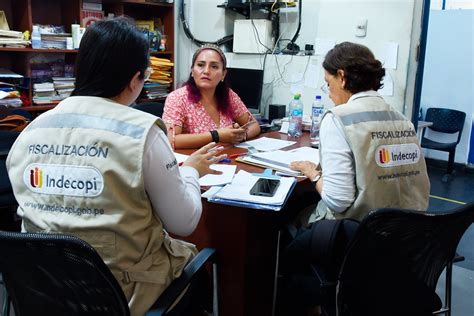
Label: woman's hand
xmin=290 ymin=161 xmax=320 ymax=181
xmin=217 ymin=126 xmax=246 ymax=144
xmin=182 ymin=142 xmax=227 ymax=177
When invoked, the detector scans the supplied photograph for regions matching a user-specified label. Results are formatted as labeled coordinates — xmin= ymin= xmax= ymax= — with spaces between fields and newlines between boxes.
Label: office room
xmin=0 ymin=0 xmax=473 ymax=315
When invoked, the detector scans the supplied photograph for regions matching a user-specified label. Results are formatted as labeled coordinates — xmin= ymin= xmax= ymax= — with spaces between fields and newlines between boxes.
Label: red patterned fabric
xmin=163 ymin=86 xmax=249 ymax=133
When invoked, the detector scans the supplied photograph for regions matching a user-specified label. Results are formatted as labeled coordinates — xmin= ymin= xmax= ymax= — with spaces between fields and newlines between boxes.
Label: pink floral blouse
xmin=163 ymin=86 xmax=250 ymax=134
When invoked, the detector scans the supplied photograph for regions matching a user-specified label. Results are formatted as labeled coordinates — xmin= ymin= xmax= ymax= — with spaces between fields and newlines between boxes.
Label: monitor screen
xmin=225 ymin=67 xmax=264 ymax=114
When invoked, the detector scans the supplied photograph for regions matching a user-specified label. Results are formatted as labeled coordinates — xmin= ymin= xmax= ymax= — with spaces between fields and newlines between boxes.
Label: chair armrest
xmin=146 ymin=248 xmax=217 ymax=315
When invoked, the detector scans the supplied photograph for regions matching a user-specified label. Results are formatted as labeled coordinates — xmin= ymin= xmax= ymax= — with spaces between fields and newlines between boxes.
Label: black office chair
xmin=0 ymin=231 xmax=219 ymax=316
xmin=323 ymin=203 xmax=474 ymax=316
xmin=421 ymin=108 xmax=466 ymax=182
xmin=132 ymin=102 xmax=165 ymax=118
xmin=0 ymin=130 xmax=21 ymax=232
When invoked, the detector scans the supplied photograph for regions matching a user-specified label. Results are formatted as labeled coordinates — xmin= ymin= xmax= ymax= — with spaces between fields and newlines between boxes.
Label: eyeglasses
xmin=320 ymin=82 xmax=329 ymax=94
xmin=144 ymin=67 xmax=153 ymax=81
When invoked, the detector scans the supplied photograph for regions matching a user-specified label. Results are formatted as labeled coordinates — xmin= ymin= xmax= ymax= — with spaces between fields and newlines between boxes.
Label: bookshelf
xmin=0 ymin=0 xmax=174 ymax=112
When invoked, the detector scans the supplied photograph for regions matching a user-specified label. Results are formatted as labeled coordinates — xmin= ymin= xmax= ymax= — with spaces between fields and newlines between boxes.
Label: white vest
xmin=7 ymin=96 xmax=196 ymax=316
xmin=321 ymin=94 xmax=430 ymax=221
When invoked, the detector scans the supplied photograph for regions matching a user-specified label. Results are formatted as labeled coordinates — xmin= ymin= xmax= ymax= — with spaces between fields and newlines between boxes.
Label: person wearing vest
xmin=6 ymin=18 xmax=226 ymax=316
xmin=281 ymin=42 xmax=430 ymax=316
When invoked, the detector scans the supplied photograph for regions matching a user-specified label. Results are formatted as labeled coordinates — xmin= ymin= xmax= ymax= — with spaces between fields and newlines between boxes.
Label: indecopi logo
xmin=378 ymin=148 xmax=390 ymax=164
xmin=24 ymin=163 xmax=103 ymax=197
xmin=375 ymin=143 xmax=420 ymax=167
xmin=29 ymin=167 xmax=43 ymax=188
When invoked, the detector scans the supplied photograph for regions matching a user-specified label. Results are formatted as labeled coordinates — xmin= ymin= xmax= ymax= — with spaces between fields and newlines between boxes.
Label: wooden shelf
xmin=0 ymin=47 xmax=79 ymax=53
xmin=21 ymin=104 xmax=58 ymax=112
xmin=150 ymin=50 xmax=173 ymax=55
xmin=118 ymin=0 xmax=173 ymax=8
xmin=1 ymin=0 xmax=175 ymax=116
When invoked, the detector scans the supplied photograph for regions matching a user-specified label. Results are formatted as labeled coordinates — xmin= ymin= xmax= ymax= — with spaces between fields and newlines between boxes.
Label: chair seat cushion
xmin=421 ymin=138 xmax=457 ymax=151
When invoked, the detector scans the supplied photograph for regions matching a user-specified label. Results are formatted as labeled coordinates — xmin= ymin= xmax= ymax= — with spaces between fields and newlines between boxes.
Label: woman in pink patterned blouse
xmin=163 ymin=44 xmax=260 ymax=149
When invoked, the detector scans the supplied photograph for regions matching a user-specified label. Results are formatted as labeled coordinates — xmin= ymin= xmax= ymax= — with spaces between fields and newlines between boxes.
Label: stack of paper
xmin=0 ymin=29 xmax=28 ymax=48
xmin=237 ymin=137 xmax=296 ymax=152
xmin=149 ymin=56 xmax=173 ymax=85
xmin=251 ymin=146 xmax=319 ymax=168
xmin=207 ymin=170 xmax=297 ymax=211
xmin=53 ymin=77 xmax=75 ymax=99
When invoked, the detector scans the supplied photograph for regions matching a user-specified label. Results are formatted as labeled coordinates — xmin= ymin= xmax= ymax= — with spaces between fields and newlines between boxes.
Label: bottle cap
xmin=294 ymin=93 xmax=301 ymax=100
xmin=316 ymin=95 xmax=321 ymax=100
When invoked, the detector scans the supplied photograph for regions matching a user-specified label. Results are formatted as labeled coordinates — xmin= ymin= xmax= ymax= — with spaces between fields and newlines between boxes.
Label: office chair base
xmin=441 ymin=173 xmax=453 ymax=183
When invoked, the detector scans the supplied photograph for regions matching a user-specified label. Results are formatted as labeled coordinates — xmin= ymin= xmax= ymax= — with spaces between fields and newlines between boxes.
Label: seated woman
xmin=291 ymin=41 xmax=429 ymax=222
xmin=7 ymin=18 xmax=225 ymax=315
xmin=163 ymin=44 xmax=261 ymax=149
xmin=279 ymin=42 xmax=430 ymax=315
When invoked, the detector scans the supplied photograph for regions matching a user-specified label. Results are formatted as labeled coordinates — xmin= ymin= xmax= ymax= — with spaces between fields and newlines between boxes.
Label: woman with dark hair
xmin=163 ymin=44 xmax=260 ymax=149
xmin=279 ymin=42 xmax=430 ymax=315
xmin=291 ymin=41 xmax=429 ymax=221
xmin=7 ymin=18 xmax=224 ymax=315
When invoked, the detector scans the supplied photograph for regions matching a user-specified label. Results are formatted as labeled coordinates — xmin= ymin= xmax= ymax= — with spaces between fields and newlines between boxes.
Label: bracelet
xmin=210 ymin=130 xmax=220 ymax=143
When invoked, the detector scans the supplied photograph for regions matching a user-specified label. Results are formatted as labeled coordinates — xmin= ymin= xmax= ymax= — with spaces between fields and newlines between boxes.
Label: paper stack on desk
xmin=238 ymin=146 xmax=319 ymax=176
xmin=250 ymin=146 xmax=319 ymax=168
xmin=207 ymin=170 xmax=297 ymax=211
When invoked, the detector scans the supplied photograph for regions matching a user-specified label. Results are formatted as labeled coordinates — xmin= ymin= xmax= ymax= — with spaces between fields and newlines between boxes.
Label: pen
xmin=219 ymin=158 xmax=232 ymax=163
xmin=228 ymin=153 xmax=247 ymax=159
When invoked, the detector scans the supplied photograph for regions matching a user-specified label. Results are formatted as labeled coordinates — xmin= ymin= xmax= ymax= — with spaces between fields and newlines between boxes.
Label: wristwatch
xmin=311 ymin=173 xmax=322 ymax=183
xmin=210 ymin=130 xmax=219 ymax=143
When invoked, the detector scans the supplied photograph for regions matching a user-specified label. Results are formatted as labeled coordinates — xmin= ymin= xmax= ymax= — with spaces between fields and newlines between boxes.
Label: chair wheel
xmin=441 ymin=174 xmax=453 ymax=183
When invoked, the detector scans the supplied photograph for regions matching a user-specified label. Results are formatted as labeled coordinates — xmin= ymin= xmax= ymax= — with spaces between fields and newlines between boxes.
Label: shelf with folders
xmin=139 ymin=55 xmax=173 ymax=102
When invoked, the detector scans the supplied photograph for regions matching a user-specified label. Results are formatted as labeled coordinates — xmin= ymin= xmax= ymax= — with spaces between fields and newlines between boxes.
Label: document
xmin=239 ymin=156 xmax=301 ymax=176
xmin=199 ymin=164 xmax=237 ymax=187
xmin=250 ymin=146 xmax=319 ymax=168
xmin=238 ymin=137 xmax=296 ymax=152
xmin=210 ymin=170 xmax=296 ymax=206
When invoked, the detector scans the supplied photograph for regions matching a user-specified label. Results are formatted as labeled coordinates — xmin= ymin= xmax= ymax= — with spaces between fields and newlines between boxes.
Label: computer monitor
xmin=225 ymin=67 xmax=264 ymax=114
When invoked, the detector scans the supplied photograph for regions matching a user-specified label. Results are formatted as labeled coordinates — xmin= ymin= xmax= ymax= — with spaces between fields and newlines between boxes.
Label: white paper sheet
xmin=199 ymin=164 xmax=237 ymax=187
xmin=304 ymin=63 xmax=320 ymax=89
xmin=379 ymin=72 xmax=394 ymax=96
xmin=241 ymin=137 xmax=296 ymax=152
xmin=376 ymin=42 xmax=398 ymax=70
xmin=251 ymin=146 xmax=320 ymax=168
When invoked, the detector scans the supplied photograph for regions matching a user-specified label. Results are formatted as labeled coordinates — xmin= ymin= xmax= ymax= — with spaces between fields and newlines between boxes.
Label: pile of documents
xmin=142 ymin=82 xmax=169 ymax=100
xmin=33 ymin=82 xmax=57 ymax=104
xmin=53 ymin=77 xmax=75 ymax=99
xmin=0 ymin=69 xmax=24 ymax=107
xmin=149 ymin=56 xmax=173 ymax=85
xmin=0 ymin=29 xmax=29 ymax=48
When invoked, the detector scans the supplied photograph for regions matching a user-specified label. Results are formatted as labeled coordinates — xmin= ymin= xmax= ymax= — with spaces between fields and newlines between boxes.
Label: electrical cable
xmin=285 ymin=0 xmax=302 ymax=53
xmin=179 ymin=0 xmax=233 ymax=47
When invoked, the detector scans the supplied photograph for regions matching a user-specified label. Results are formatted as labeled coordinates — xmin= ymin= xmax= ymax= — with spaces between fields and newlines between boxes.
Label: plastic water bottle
xmin=31 ymin=25 xmax=41 ymax=49
xmin=310 ymin=95 xmax=324 ymax=141
xmin=288 ymin=93 xmax=303 ymax=138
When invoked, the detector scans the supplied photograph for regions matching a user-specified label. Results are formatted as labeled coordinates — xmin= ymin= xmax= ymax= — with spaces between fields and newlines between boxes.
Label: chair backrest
xmin=336 ymin=203 xmax=474 ymax=316
xmin=425 ymin=108 xmax=466 ymax=142
xmin=0 ymin=231 xmax=130 ymax=316
xmin=131 ymin=102 xmax=165 ymax=118
xmin=0 ymin=131 xmax=20 ymax=207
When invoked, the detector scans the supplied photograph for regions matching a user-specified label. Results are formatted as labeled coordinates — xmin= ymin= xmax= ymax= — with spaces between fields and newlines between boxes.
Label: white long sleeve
xmin=319 ymin=112 xmax=356 ymax=213
xmin=143 ymin=125 xmax=202 ymax=236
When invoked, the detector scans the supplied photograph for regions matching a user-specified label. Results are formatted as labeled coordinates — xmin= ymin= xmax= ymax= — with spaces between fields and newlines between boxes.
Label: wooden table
xmin=177 ymin=131 xmax=318 ymax=316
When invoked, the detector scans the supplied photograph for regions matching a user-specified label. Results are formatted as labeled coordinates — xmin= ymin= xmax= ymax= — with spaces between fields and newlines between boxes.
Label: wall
xmin=175 ymin=0 xmax=419 ymax=118
xmin=420 ymin=9 xmax=473 ymax=164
